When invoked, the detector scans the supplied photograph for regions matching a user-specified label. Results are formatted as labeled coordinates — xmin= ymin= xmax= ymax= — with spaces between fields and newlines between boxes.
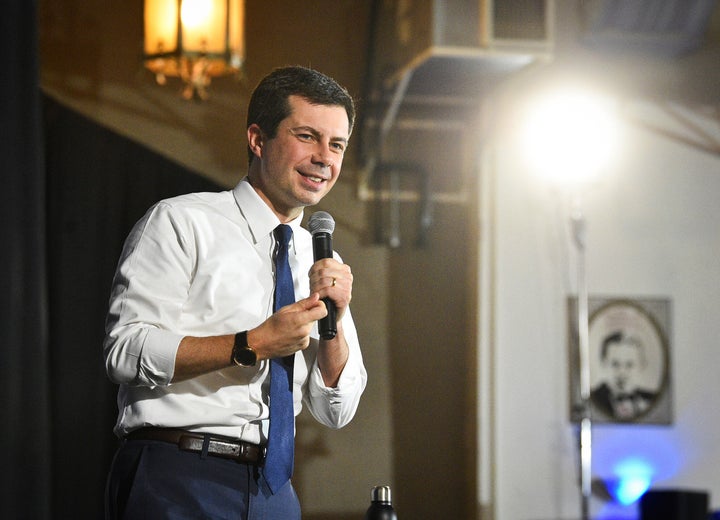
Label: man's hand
xmin=172 ymin=294 xmax=326 ymax=382
xmin=308 ymin=258 xmax=353 ymax=322
xmin=308 ymin=258 xmax=354 ymax=387
xmin=249 ymin=293 xmax=327 ymax=360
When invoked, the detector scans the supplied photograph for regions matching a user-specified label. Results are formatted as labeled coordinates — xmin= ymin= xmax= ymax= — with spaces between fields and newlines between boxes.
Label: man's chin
xmin=295 ymin=190 xmax=326 ymax=208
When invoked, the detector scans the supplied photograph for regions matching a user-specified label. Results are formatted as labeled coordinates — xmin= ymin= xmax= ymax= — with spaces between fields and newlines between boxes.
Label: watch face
xmin=233 ymin=346 xmax=256 ymax=367
xmin=232 ymin=331 xmax=256 ymax=367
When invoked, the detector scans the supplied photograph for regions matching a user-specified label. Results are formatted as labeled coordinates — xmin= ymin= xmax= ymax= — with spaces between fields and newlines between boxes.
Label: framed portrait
xmin=568 ymin=296 xmax=672 ymax=424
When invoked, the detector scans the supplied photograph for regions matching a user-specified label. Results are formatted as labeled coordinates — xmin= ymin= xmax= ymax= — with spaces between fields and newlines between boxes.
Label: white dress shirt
xmin=104 ymin=177 xmax=367 ymax=443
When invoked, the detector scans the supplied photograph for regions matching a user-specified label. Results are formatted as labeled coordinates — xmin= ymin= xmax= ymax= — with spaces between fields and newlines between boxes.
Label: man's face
xmin=250 ymin=95 xmax=350 ymax=220
xmin=604 ymin=342 xmax=641 ymax=394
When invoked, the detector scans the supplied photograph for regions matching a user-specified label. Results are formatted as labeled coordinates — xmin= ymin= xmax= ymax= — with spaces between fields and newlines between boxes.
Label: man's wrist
xmin=231 ymin=331 xmax=257 ymax=367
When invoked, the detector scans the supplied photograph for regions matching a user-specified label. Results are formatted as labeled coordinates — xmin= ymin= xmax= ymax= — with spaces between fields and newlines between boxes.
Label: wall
xmin=484 ymin=100 xmax=720 ymax=519
xmin=388 ymin=200 xmax=477 ymax=519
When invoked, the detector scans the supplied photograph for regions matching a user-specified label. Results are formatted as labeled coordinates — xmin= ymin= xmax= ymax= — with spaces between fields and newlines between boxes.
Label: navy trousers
xmin=105 ymin=439 xmax=301 ymax=520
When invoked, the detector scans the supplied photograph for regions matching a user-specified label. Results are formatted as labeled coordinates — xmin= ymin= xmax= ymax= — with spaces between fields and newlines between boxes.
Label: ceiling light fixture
xmin=143 ymin=0 xmax=244 ymax=100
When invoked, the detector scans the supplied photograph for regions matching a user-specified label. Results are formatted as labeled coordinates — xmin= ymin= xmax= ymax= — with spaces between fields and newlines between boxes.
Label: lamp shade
xmin=143 ymin=0 xmax=244 ymax=98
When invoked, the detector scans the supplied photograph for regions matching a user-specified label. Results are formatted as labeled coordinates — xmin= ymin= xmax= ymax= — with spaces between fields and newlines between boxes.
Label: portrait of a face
xmin=603 ymin=334 xmax=644 ymax=394
xmin=569 ymin=298 xmax=672 ymax=424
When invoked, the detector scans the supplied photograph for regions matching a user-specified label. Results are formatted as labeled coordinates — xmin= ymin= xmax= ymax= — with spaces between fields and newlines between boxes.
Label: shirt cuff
xmin=138 ymin=328 xmax=184 ymax=386
xmin=308 ymin=348 xmax=364 ymax=397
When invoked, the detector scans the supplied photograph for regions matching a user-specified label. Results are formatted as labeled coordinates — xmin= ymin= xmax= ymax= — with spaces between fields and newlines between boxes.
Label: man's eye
xmin=330 ymin=142 xmax=346 ymax=153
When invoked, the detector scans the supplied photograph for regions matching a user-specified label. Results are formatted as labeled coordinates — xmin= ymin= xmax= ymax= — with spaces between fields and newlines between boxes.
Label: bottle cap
xmin=371 ymin=485 xmax=392 ymax=504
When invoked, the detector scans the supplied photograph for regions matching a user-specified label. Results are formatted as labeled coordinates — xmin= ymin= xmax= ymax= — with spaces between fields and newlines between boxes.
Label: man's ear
xmin=247 ymin=124 xmax=264 ymax=159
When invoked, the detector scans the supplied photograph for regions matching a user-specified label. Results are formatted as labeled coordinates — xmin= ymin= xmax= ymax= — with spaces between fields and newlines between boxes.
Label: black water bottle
xmin=364 ymin=485 xmax=398 ymax=520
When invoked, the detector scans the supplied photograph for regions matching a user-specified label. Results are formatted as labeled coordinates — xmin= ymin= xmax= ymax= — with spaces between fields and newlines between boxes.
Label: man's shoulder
xmin=591 ymin=382 xmax=612 ymax=401
xmin=138 ymin=190 xmax=237 ymax=231
xmin=149 ymin=190 xmax=236 ymax=218
xmin=159 ymin=190 xmax=232 ymax=208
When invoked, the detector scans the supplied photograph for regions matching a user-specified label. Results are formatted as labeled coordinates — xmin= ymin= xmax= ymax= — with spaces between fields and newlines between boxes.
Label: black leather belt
xmin=126 ymin=428 xmax=265 ymax=465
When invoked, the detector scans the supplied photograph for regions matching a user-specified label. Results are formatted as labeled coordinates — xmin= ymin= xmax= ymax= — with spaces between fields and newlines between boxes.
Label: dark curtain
xmin=42 ymin=96 xmax=223 ymax=518
xmin=1 ymin=2 xmax=223 ymax=515
xmin=1 ymin=1 xmax=52 ymax=519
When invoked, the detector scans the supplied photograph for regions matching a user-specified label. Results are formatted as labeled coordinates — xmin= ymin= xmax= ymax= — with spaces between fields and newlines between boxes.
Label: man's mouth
xmin=299 ymin=171 xmax=326 ymax=184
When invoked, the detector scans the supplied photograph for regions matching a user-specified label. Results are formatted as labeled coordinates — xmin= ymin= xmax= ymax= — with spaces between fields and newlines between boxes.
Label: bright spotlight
xmin=521 ymin=88 xmax=619 ymax=186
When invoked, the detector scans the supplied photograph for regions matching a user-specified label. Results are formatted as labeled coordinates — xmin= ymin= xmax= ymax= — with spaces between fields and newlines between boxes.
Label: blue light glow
xmin=606 ymin=458 xmax=653 ymax=505
xmin=592 ymin=428 xmax=683 ymax=510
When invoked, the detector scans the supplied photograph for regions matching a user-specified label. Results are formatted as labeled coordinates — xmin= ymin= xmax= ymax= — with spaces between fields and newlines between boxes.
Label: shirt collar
xmin=232 ymin=177 xmax=305 ymax=243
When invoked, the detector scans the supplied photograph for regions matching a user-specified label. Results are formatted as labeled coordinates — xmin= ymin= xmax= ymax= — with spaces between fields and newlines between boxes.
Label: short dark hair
xmin=246 ymin=66 xmax=356 ymax=165
xmin=600 ymin=331 xmax=645 ymax=363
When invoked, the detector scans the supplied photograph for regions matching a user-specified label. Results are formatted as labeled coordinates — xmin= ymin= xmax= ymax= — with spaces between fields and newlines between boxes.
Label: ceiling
xmin=39 ymin=1 xmax=720 ymax=189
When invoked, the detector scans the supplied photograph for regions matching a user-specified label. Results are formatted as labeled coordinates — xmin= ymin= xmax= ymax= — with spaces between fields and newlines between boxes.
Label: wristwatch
xmin=231 ymin=331 xmax=257 ymax=367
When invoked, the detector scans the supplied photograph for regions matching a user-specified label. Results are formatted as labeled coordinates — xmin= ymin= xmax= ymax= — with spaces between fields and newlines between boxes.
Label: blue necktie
xmin=265 ymin=224 xmax=295 ymax=493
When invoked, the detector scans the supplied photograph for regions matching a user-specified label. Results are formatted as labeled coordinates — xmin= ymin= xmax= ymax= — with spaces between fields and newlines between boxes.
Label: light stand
xmin=571 ymin=198 xmax=592 ymax=520
xmin=519 ymin=86 xmax=618 ymax=520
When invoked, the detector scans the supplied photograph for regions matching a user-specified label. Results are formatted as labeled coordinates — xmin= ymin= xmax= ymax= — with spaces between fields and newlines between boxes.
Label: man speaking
xmin=103 ymin=66 xmax=367 ymax=519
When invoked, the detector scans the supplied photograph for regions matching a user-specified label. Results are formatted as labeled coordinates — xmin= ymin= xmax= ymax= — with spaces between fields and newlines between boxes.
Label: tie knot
xmin=274 ymin=224 xmax=293 ymax=248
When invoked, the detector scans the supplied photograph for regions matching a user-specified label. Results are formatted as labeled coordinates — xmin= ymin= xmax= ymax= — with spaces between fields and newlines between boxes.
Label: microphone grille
xmin=308 ymin=211 xmax=335 ymax=235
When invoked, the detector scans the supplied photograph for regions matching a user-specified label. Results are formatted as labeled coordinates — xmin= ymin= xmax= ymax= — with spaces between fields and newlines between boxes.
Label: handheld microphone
xmin=308 ymin=211 xmax=337 ymax=340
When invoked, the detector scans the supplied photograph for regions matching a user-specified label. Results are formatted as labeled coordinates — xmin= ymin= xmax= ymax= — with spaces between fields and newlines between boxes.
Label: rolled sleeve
xmin=104 ymin=327 xmax=183 ymax=386
xmin=304 ymin=312 xmax=367 ymax=428
xmin=104 ymin=202 xmax=192 ymax=387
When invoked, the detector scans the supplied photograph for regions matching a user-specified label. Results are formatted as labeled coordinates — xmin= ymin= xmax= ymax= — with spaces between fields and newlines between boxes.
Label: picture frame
xmin=568 ymin=296 xmax=672 ymax=424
